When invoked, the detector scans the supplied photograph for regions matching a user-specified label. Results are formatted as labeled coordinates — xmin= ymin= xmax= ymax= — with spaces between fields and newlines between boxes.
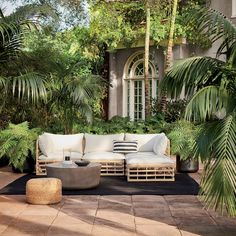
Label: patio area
xmin=0 ymin=167 xmax=235 ymax=236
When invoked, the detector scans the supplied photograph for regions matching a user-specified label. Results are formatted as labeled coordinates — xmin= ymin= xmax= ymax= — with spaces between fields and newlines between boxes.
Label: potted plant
xmin=0 ymin=122 xmax=40 ymax=173
xmin=168 ymin=120 xmax=199 ymax=173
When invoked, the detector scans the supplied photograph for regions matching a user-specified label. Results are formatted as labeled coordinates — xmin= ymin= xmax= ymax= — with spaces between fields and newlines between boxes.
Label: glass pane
xmin=135 ymin=62 xmax=144 ymax=76
xmin=156 ymin=79 xmax=159 ymax=97
xmin=134 ymin=80 xmax=143 ymax=120
xmin=127 ymin=80 xmax=130 ymax=117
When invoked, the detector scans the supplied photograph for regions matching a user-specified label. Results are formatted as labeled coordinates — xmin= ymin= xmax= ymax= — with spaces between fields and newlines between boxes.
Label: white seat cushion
xmin=84 ymin=133 xmax=124 ymax=153
xmin=125 ymin=133 xmax=167 ymax=152
xmin=126 ymin=152 xmax=157 ymax=158
xmin=39 ymin=133 xmax=84 ymax=156
xmin=39 ymin=152 xmax=83 ymax=161
xmin=83 ymin=152 xmax=125 ymax=160
xmin=125 ymin=152 xmax=174 ymax=165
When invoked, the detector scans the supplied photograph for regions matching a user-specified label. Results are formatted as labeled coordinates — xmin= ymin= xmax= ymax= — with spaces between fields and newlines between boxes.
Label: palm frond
xmin=185 ymin=85 xmax=231 ymax=121
xmin=0 ymin=76 xmax=5 ymax=87
xmin=186 ymin=7 xmax=236 ymax=62
xmin=12 ymin=72 xmax=47 ymax=103
xmin=67 ymin=74 xmax=103 ymax=105
xmin=161 ymin=56 xmax=224 ymax=98
xmin=186 ymin=8 xmax=236 ymax=46
xmin=196 ymin=116 xmax=236 ymax=216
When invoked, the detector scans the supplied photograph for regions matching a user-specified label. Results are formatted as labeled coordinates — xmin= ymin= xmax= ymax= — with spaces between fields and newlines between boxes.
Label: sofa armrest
xmin=165 ymin=139 xmax=170 ymax=156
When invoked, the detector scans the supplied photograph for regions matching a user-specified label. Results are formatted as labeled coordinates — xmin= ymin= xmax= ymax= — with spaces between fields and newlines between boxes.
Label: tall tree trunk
xmin=144 ymin=3 xmax=151 ymax=119
xmin=161 ymin=0 xmax=178 ymax=111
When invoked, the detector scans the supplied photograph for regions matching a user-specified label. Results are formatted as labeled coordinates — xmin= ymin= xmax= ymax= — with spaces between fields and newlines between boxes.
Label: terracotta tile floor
xmin=0 ymin=167 xmax=236 ymax=236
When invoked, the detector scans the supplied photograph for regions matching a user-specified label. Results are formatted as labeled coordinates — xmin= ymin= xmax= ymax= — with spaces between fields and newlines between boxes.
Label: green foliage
xmin=165 ymin=99 xmax=187 ymax=122
xmin=152 ymin=98 xmax=187 ymax=123
xmin=49 ymin=72 xmax=105 ymax=134
xmin=89 ymin=0 xmax=146 ymax=49
xmin=0 ymin=28 xmax=106 ymax=133
xmin=195 ymin=116 xmax=236 ymax=216
xmin=161 ymin=8 xmax=236 ymax=216
xmin=0 ymin=5 xmax=51 ymax=103
xmin=89 ymin=0 xmax=209 ymax=50
xmin=0 ymin=122 xmax=40 ymax=171
xmin=71 ymin=115 xmax=167 ymax=135
xmin=167 ymin=120 xmax=199 ymax=160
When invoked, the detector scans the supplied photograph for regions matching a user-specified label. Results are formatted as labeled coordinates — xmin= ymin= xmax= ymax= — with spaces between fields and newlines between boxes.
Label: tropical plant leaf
xmin=186 ymin=8 xmax=236 ymax=46
xmin=185 ymin=84 xmax=231 ymax=121
xmin=0 ymin=121 xmax=40 ymax=171
xmin=167 ymin=120 xmax=199 ymax=160
xmin=196 ymin=116 xmax=236 ymax=216
xmin=161 ymin=56 xmax=224 ymax=99
xmin=12 ymin=72 xmax=47 ymax=102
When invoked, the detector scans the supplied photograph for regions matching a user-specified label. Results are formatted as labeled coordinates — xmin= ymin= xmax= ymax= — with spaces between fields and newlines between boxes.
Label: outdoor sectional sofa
xmin=36 ymin=132 xmax=175 ymax=182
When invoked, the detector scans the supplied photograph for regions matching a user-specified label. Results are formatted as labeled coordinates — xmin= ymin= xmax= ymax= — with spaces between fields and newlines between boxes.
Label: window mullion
xmin=130 ymin=80 xmax=135 ymax=121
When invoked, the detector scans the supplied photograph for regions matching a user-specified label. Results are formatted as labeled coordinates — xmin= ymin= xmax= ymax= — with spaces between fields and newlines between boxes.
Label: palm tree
xmin=161 ymin=8 xmax=236 ymax=216
xmin=46 ymin=61 xmax=104 ymax=134
xmin=0 ymin=3 xmax=57 ymax=102
xmin=160 ymin=0 xmax=178 ymax=112
xmin=144 ymin=1 xmax=151 ymax=118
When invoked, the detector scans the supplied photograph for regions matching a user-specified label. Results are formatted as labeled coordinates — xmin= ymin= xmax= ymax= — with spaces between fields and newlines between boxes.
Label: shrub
xmin=73 ymin=115 xmax=167 ymax=134
xmin=0 ymin=122 xmax=40 ymax=171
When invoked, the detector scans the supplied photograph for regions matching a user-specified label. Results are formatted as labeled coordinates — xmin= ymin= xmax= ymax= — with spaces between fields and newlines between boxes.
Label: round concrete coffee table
xmin=46 ymin=162 xmax=101 ymax=190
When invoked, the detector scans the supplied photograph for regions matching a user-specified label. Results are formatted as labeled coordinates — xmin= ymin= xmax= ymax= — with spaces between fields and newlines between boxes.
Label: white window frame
xmin=122 ymin=51 xmax=158 ymax=120
xmin=232 ymin=0 xmax=236 ymax=17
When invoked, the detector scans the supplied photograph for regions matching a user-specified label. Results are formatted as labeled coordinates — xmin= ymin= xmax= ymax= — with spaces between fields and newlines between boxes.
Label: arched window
xmin=123 ymin=51 xmax=158 ymax=120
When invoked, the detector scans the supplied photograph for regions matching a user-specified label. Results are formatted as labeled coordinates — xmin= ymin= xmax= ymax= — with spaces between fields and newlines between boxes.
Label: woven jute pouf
xmin=26 ymin=178 xmax=62 ymax=205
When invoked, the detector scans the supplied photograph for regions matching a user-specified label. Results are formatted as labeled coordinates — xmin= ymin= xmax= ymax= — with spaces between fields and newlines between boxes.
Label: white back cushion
xmin=125 ymin=133 xmax=167 ymax=152
xmin=84 ymin=133 xmax=124 ymax=153
xmin=39 ymin=133 xmax=84 ymax=156
xmin=153 ymin=133 xmax=168 ymax=155
xmin=38 ymin=134 xmax=54 ymax=156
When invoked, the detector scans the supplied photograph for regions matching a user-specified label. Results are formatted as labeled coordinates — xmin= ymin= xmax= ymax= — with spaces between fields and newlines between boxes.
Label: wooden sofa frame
xmin=126 ymin=139 xmax=175 ymax=182
xmin=35 ymin=139 xmax=125 ymax=176
xmin=88 ymin=159 xmax=124 ymax=176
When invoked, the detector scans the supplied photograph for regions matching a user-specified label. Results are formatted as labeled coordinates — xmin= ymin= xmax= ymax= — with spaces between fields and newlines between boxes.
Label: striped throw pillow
xmin=113 ymin=140 xmax=138 ymax=153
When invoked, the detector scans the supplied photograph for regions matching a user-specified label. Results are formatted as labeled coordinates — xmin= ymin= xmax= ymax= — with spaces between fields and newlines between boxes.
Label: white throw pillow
xmin=38 ymin=134 xmax=54 ymax=156
xmin=153 ymin=133 xmax=168 ymax=155
xmin=84 ymin=133 xmax=124 ymax=153
xmin=38 ymin=133 xmax=84 ymax=156
xmin=125 ymin=133 xmax=160 ymax=152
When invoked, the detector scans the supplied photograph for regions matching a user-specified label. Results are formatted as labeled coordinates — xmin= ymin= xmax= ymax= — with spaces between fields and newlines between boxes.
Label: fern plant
xmin=0 ymin=122 xmax=39 ymax=171
xmin=168 ymin=120 xmax=199 ymax=160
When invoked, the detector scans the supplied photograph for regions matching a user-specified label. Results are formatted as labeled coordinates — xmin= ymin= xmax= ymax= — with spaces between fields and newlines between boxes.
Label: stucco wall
xmin=108 ymin=45 xmax=187 ymax=118
xmin=211 ymin=0 xmax=236 ymax=25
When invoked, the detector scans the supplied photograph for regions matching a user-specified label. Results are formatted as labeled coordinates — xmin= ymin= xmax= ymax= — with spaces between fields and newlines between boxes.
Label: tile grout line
xmin=131 ymin=195 xmax=138 ymax=236
xmin=45 ymin=198 xmax=66 ymax=235
xmin=90 ymin=195 xmax=101 ymax=235
xmin=164 ymin=195 xmax=183 ymax=236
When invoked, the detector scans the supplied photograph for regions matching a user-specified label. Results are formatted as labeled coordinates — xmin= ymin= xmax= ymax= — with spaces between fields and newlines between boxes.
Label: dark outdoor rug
xmin=0 ymin=173 xmax=199 ymax=195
